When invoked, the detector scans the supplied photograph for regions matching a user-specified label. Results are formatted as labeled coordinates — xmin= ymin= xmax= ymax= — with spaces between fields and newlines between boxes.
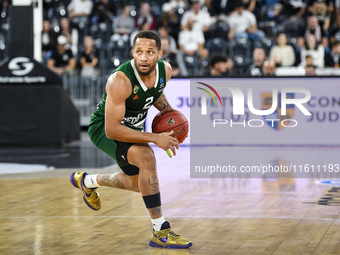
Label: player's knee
xmin=129 ymin=144 xmax=156 ymax=169
xmin=139 ymin=146 xmax=155 ymax=163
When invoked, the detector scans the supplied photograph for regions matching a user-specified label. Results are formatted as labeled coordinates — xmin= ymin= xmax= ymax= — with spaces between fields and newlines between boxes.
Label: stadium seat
xmin=90 ymin=22 xmax=111 ymax=44
xmin=284 ymin=22 xmax=301 ymax=39
xmin=258 ymin=21 xmax=278 ymax=39
xmin=150 ymin=1 xmax=162 ymax=18
xmin=105 ymin=41 xmax=128 ymax=69
xmin=208 ymin=22 xmax=229 ymax=40
xmin=183 ymin=55 xmax=200 ymax=76
xmin=0 ymin=33 xmax=6 ymax=61
xmin=252 ymin=37 xmax=274 ymax=56
xmin=206 ymin=37 xmax=228 ymax=56
xmin=229 ymin=38 xmax=252 ymax=74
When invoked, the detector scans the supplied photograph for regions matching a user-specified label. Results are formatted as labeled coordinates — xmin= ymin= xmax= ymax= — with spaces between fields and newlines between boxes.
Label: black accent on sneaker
xmin=161 ymin=221 xmax=171 ymax=230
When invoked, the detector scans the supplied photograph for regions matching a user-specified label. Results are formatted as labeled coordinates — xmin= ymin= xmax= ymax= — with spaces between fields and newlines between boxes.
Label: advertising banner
xmin=190 ymin=78 xmax=340 ymax=145
xmin=189 ymin=77 xmax=340 ymax=178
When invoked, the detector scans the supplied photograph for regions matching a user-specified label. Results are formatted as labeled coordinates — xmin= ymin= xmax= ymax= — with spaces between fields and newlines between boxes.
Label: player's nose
xmin=140 ymin=52 xmax=148 ymax=61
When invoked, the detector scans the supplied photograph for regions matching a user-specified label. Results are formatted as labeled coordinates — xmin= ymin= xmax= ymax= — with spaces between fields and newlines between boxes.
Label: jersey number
xmin=142 ymin=96 xmax=154 ymax=110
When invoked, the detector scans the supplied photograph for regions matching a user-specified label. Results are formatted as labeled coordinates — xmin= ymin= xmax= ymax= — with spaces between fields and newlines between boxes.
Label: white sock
xmin=84 ymin=174 xmax=99 ymax=188
xmin=151 ymin=216 xmax=165 ymax=231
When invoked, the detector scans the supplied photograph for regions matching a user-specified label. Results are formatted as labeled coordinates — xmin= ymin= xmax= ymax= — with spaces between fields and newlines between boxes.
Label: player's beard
xmin=134 ymin=60 xmax=157 ymax=76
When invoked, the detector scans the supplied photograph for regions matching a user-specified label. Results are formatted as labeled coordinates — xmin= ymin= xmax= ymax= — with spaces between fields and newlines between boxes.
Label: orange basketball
xmin=151 ymin=109 xmax=189 ymax=143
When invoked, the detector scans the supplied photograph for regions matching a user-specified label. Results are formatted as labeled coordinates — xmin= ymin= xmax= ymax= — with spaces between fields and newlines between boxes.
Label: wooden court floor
xmin=1 ymin=147 xmax=340 ymax=255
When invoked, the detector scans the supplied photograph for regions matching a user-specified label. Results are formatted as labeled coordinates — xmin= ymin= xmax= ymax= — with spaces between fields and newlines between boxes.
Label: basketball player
xmin=70 ymin=30 xmax=192 ymax=249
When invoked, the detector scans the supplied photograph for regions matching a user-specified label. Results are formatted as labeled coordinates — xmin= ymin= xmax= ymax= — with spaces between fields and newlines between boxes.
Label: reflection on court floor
xmin=1 ymin=145 xmax=340 ymax=254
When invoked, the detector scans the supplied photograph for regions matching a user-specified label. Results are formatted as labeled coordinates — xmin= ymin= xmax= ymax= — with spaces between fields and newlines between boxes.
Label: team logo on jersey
xmin=133 ymin=94 xmax=138 ymax=100
xmin=167 ymin=118 xmax=175 ymax=126
xmin=134 ymin=85 xmax=139 ymax=94
xmin=159 ymin=77 xmax=165 ymax=88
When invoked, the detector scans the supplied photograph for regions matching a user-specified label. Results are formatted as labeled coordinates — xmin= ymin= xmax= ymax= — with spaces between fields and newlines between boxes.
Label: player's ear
xmin=131 ymin=49 xmax=134 ymax=57
xmin=158 ymin=49 xmax=163 ymax=60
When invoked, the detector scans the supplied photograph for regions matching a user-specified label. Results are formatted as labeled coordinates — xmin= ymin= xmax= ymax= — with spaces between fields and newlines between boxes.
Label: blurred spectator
xmin=211 ymin=0 xmax=237 ymax=18
xmin=161 ymin=38 xmax=188 ymax=76
xmin=158 ymin=26 xmax=177 ymax=51
xmin=305 ymin=54 xmax=316 ymax=66
xmin=246 ymin=47 xmax=266 ymax=76
xmin=299 ymin=15 xmax=328 ymax=48
xmin=178 ymin=18 xmax=209 ymax=59
xmin=206 ymin=54 xmax=234 ymax=76
xmin=80 ymin=35 xmax=99 ymax=77
xmin=130 ymin=22 xmax=151 ymax=47
xmin=305 ymin=64 xmax=316 ymax=75
xmin=0 ymin=0 xmax=10 ymax=24
xmin=169 ymin=62 xmax=181 ymax=76
xmin=91 ymin=0 xmax=115 ymax=25
xmin=300 ymin=34 xmax=325 ymax=67
xmin=260 ymin=0 xmax=282 ymax=21
xmin=111 ymin=5 xmax=134 ymax=43
xmin=277 ymin=0 xmax=306 ymax=28
xmin=228 ymin=1 xmax=264 ymax=41
xmin=242 ymin=0 xmax=257 ymax=13
xmin=162 ymin=0 xmax=189 ymax=42
xmin=58 ymin=17 xmax=79 ymax=56
xmin=269 ymin=33 xmax=295 ymax=67
xmin=47 ymin=35 xmax=76 ymax=76
xmin=67 ymin=0 xmax=93 ymax=28
xmin=324 ymin=41 xmax=340 ymax=67
xmin=180 ymin=0 xmax=211 ymax=32
xmin=41 ymin=20 xmax=57 ymax=60
xmin=135 ymin=2 xmax=156 ymax=31
xmin=307 ymin=0 xmax=335 ymax=17
xmin=262 ymin=60 xmax=276 ymax=76
xmin=310 ymin=0 xmax=331 ymax=32
xmin=162 ymin=0 xmax=188 ymax=12
xmin=202 ymin=0 xmax=214 ymax=16
xmin=330 ymin=14 xmax=340 ymax=43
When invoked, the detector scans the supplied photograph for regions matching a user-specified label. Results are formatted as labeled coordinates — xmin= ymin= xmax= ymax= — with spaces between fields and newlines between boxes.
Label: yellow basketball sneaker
xmin=149 ymin=221 xmax=192 ymax=249
xmin=70 ymin=172 xmax=101 ymax=210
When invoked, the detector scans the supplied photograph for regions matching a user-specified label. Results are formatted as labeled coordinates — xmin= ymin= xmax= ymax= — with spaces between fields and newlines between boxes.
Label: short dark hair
xmin=190 ymin=0 xmax=200 ymax=6
xmin=234 ymin=1 xmax=244 ymax=9
xmin=209 ymin=54 xmax=227 ymax=68
xmin=133 ymin=30 xmax=161 ymax=51
xmin=332 ymin=41 xmax=340 ymax=48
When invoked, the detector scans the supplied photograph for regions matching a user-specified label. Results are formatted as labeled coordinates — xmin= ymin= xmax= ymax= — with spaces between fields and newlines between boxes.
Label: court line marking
xmin=0 ymin=215 xmax=339 ymax=221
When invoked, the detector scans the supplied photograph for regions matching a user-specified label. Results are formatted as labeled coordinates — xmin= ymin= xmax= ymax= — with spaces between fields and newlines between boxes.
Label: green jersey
xmin=93 ymin=59 xmax=167 ymax=131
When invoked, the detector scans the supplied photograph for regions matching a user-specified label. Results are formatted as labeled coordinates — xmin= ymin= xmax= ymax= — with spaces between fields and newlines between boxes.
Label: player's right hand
xmin=154 ymin=130 xmax=179 ymax=157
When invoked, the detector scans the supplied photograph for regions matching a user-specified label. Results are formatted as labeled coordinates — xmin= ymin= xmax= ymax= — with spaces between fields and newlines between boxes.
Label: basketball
xmin=152 ymin=109 xmax=189 ymax=143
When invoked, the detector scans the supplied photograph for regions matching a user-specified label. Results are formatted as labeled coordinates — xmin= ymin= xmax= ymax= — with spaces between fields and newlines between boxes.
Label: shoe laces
xmin=93 ymin=190 xmax=99 ymax=199
xmin=168 ymin=230 xmax=180 ymax=238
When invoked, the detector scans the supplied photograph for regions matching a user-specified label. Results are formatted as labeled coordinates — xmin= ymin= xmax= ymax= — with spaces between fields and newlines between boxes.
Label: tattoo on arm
xmin=98 ymin=174 xmax=125 ymax=189
xmin=153 ymin=93 xmax=172 ymax=111
xmin=148 ymin=176 xmax=159 ymax=193
xmin=149 ymin=206 xmax=162 ymax=218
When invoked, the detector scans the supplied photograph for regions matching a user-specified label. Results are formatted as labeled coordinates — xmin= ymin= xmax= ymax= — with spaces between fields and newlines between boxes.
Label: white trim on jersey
xmin=129 ymin=118 xmax=146 ymax=129
xmin=130 ymin=59 xmax=159 ymax=92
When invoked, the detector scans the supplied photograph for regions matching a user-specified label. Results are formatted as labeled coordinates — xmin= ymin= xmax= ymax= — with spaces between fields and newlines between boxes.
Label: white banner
xmin=146 ymin=78 xmax=340 ymax=146
xmin=190 ymin=78 xmax=340 ymax=145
